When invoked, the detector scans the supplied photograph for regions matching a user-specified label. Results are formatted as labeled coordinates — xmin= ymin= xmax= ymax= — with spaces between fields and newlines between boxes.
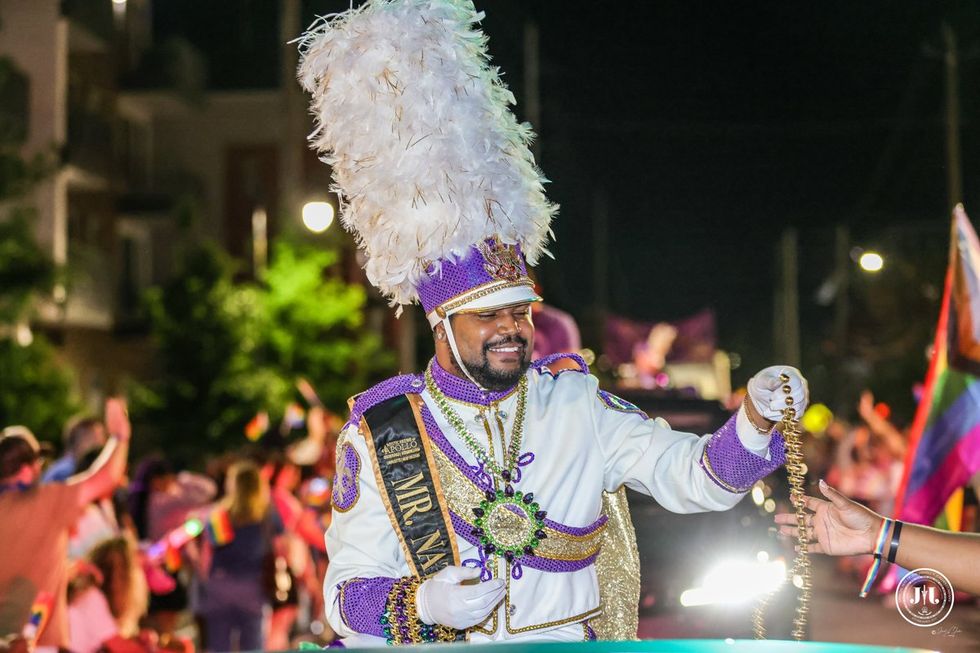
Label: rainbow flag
xmin=22 ymin=591 xmax=53 ymax=645
xmin=895 ymin=205 xmax=980 ymax=526
xmin=245 ymin=411 xmax=270 ymax=441
xmin=163 ymin=544 xmax=182 ymax=573
xmin=207 ymin=508 xmax=235 ymax=546
xmin=283 ymin=402 xmax=306 ymax=429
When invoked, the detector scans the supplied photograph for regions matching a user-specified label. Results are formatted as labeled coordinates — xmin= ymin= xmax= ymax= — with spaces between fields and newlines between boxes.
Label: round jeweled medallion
xmin=471 ymin=489 xmax=548 ymax=562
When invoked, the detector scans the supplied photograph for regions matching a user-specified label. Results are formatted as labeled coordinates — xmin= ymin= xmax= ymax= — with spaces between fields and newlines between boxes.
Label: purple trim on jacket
xmin=343 ymin=374 xmax=424 ymax=431
xmin=335 ymin=577 xmax=396 ymax=637
xmin=700 ymin=412 xmax=785 ymax=493
xmin=430 ymin=358 xmax=515 ymax=406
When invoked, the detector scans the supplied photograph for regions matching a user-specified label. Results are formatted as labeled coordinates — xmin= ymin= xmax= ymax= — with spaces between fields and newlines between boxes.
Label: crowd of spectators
xmin=0 ymin=398 xmax=337 ymax=653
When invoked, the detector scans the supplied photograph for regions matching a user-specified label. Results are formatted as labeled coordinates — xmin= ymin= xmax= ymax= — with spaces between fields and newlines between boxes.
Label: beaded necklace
xmin=424 ymin=365 xmax=527 ymax=480
xmin=425 ymin=364 xmax=547 ymax=569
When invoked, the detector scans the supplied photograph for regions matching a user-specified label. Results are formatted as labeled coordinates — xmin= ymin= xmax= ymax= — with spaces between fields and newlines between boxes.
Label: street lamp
xmin=858 ymin=251 xmax=884 ymax=273
xmin=302 ymin=201 xmax=335 ymax=234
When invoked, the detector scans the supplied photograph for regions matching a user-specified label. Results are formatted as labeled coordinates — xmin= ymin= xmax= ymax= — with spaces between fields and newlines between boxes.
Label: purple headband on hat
xmin=417 ymin=238 xmax=540 ymax=320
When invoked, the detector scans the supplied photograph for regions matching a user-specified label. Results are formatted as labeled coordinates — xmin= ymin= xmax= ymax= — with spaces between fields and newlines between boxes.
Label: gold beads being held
xmin=753 ymin=402 xmax=811 ymax=642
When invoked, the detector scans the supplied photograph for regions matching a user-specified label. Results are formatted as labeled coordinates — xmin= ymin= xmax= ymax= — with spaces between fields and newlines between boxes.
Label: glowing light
xmin=763 ymin=498 xmax=776 ymax=513
xmin=302 ymin=201 xmax=335 ymax=233
xmin=184 ymin=518 xmax=204 ymax=538
xmin=15 ymin=323 xmax=33 ymax=347
xmin=757 ymin=550 xmax=770 ymax=563
xmin=859 ymin=251 xmax=884 ymax=272
xmin=680 ymin=558 xmax=786 ymax=607
xmin=309 ymin=478 xmax=329 ymax=494
xmin=751 ymin=486 xmax=765 ymax=506
xmin=801 ymin=403 xmax=833 ymax=434
xmin=111 ymin=0 xmax=126 ymax=4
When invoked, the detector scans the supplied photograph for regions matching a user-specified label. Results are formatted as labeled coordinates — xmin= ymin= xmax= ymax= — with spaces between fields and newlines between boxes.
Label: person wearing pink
xmin=267 ymin=455 xmax=327 ymax=650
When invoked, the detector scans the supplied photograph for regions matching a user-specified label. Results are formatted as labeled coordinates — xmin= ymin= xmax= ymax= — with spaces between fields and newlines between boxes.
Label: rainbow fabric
xmin=245 ymin=411 xmax=269 ymax=441
xmin=283 ymin=402 xmax=306 ymax=429
xmin=22 ymin=591 xmax=53 ymax=644
xmin=207 ymin=508 xmax=235 ymax=546
xmin=895 ymin=206 xmax=980 ymax=526
xmin=163 ymin=544 xmax=182 ymax=573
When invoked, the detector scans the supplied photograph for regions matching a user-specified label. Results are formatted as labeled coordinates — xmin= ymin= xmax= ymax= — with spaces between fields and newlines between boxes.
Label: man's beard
xmin=457 ymin=335 xmax=531 ymax=391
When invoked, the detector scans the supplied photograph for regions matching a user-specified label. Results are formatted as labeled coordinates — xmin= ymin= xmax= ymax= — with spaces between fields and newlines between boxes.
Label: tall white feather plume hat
xmin=296 ymin=0 xmax=557 ymax=338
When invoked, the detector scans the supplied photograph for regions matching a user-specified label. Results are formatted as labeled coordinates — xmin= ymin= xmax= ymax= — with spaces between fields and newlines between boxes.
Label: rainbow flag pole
xmin=894 ymin=205 xmax=980 ymax=527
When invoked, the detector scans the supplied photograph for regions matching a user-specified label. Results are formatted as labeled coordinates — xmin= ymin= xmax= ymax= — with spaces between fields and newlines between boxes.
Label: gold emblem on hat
xmin=481 ymin=238 xmax=523 ymax=282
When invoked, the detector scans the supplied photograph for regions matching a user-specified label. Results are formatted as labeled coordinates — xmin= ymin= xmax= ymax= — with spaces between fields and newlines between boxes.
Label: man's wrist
xmin=742 ymin=398 xmax=774 ymax=433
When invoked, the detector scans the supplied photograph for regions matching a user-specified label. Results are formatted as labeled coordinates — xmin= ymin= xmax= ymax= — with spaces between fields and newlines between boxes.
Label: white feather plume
xmin=297 ymin=0 xmax=557 ymax=307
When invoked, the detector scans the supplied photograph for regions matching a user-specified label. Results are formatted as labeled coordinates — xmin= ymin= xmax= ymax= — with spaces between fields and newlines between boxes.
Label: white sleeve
xmin=586 ymin=375 xmax=746 ymax=513
xmin=323 ymin=424 xmax=405 ymax=638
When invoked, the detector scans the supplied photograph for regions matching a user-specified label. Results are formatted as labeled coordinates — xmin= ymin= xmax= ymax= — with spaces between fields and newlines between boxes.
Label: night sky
xmin=153 ymin=1 xmax=980 ymax=407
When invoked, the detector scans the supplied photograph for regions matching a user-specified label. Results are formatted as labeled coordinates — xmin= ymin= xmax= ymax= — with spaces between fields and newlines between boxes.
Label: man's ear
xmin=434 ymin=324 xmax=446 ymax=341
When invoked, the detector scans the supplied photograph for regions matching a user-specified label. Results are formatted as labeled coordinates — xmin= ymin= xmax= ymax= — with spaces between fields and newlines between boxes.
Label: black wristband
xmin=886 ymin=520 xmax=903 ymax=563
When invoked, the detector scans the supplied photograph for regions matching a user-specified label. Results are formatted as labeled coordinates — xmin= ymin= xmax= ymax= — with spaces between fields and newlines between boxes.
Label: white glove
xmin=747 ymin=365 xmax=809 ymax=422
xmin=415 ymin=565 xmax=505 ymax=629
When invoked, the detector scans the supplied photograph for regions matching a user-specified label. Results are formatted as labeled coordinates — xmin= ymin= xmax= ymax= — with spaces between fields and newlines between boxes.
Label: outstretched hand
xmin=774 ymin=480 xmax=882 ymax=556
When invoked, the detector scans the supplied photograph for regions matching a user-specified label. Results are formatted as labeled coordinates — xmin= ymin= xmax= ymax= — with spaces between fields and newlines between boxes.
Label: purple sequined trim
xmin=332 ymin=443 xmax=360 ymax=512
xmin=430 ymin=358 xmax=515 ymax=406
xmin=700 ymin=412 xmax=786 ymax=493
xmin=337 ymin=577 xmax=396 ymax=637
xmin=450 ymin=511 xmax=598 ymax=573
xmin=417 ymin=240 xmax=533 ymax=314
xmin=343 ymin=373 xmax=424 ymax=431
xmin=531 ymin=352 xmax=589 ymax=376
xmin=544 ymin=512 xmax=606 ymax=538
xmin=500 ymin=502 xmax=608 ymax=537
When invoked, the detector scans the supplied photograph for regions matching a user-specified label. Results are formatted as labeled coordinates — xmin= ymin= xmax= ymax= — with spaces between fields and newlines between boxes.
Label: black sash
xmin=361 ymin=394 xmax=460 ymax=579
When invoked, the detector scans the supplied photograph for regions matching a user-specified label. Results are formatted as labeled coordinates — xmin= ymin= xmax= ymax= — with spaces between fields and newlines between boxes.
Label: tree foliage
xmin=0 ymin=336 xmax=79 ymax=442
xmin=136 ymin=239 xmax=393 ymax=457
xmin=0 ymin=55 xmax=79 ymax=441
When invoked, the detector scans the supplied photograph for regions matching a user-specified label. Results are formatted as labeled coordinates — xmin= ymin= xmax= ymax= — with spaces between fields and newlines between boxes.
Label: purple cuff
xmin=336 ymin=577 xmax=396 ymax=637
xmin=699 ymin=412 xmax=785 ymax=493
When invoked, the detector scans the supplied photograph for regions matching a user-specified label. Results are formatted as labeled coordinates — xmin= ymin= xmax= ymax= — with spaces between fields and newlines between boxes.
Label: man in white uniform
xmin=297 ymin=0 xmax=808 ymax=645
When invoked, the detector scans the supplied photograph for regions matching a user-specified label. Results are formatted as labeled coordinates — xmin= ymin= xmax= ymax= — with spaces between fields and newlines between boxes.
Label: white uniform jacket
xmin=323 ymin=354 xmax=784 ymax=645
